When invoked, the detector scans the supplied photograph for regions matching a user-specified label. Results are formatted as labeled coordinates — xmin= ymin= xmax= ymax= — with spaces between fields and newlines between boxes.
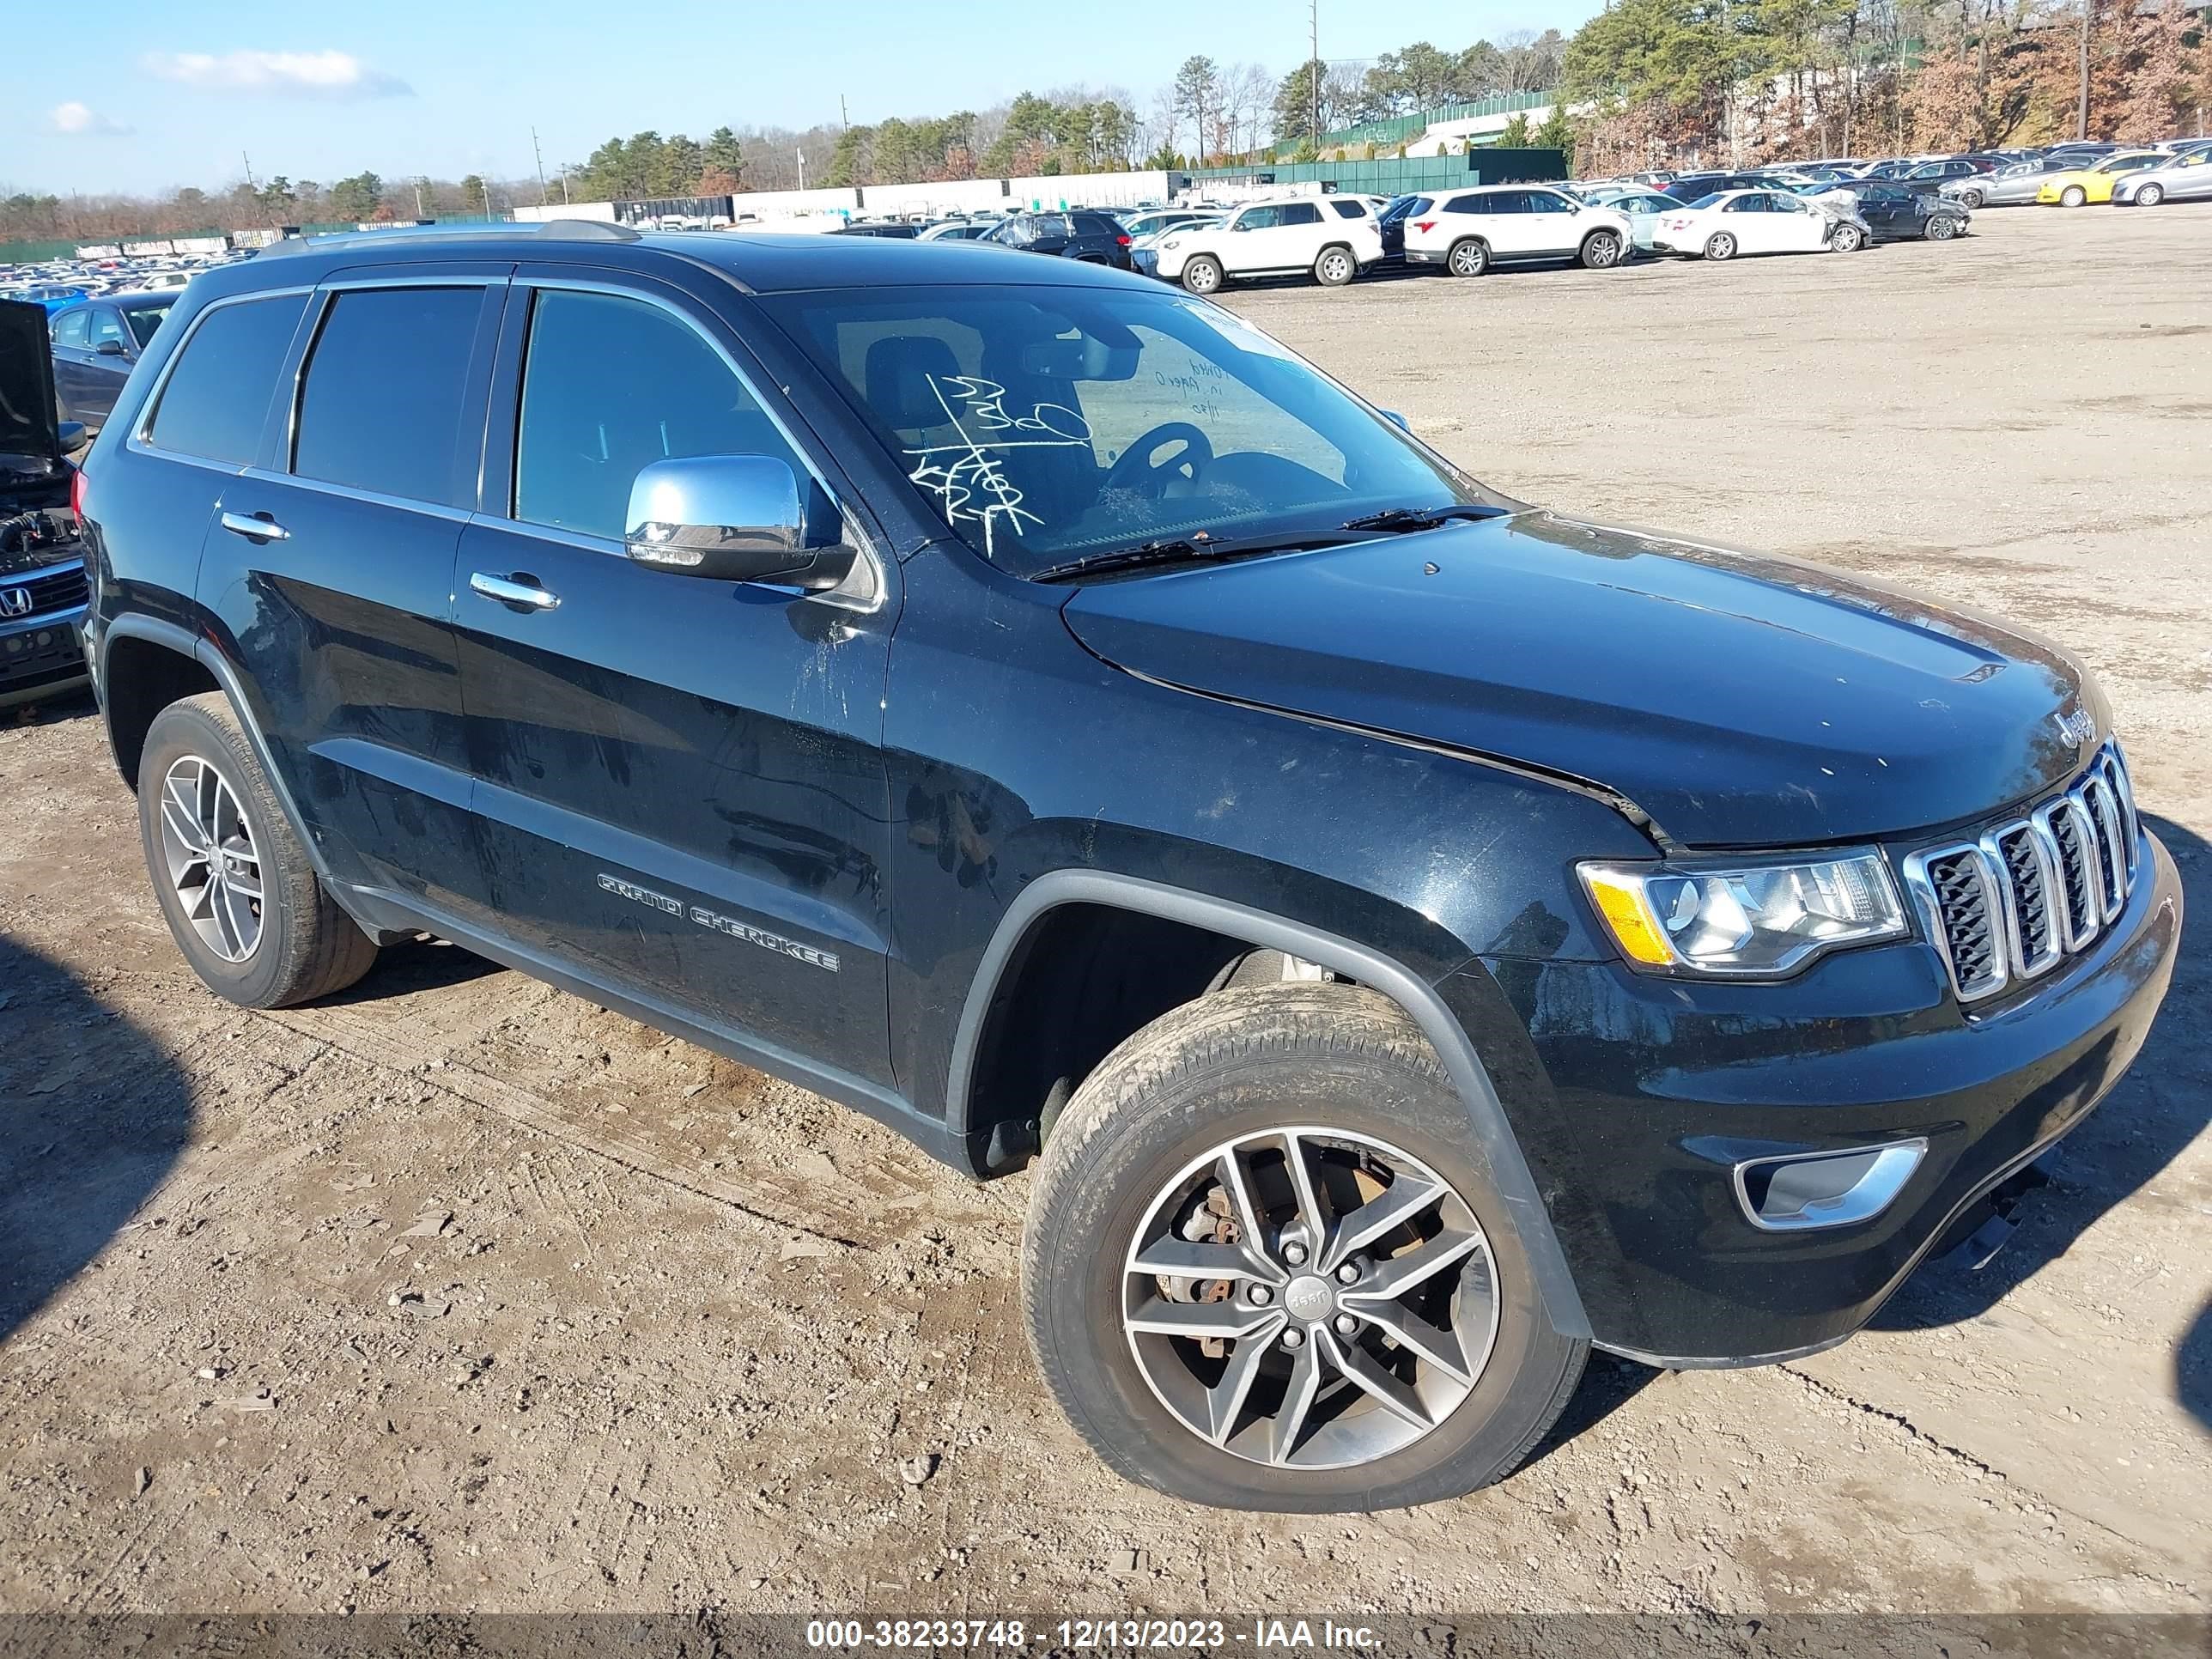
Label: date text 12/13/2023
xmin=804 ymin=1619 xmax=1382 ymax=1650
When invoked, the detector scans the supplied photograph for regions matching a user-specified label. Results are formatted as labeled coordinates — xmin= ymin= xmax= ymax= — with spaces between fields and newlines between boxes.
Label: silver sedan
xmin=2113 ymin=153 xmax=2212 ymax=207
xmin=1940 ymin=159 xmax=2080 ymax=209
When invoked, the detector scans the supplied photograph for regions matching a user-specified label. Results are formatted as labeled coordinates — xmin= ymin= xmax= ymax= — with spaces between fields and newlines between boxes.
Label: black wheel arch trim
xmin=99 ymin=612 xmax=343 ymax=894
xmin=945 ymin=868 xmax=1595 ymax=1340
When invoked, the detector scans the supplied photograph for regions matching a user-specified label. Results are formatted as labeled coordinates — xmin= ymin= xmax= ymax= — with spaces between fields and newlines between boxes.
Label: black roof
xmin=217 ymin=220 xmax=1152 ymax=299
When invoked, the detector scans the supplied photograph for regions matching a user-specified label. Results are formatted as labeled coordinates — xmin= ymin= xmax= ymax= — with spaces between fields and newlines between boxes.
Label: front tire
xmin=1925 ymin=215 xmax=1960 ymax=240
xmin=2135 ymin=184 xmax=2164 ymax=208
xmin=1956 ymin=187 xmax=1985 ymax=209
xmin=2060 ymin=185 xmax=2087 ymax=208
xmin=1578 ymin=230 xmax=1624 ymax=270
xmin=1022 ymin=983 xmax=1588 ymax=1511
xmin=137 ymin=693 xmax=380 ymax=1009
xmin=1446 ymin=238 xmax=1487 ymax=278
xmin=1704 ymin=231 xmax=1737 ymax=261
xmin=1180 ymin=255 xmax=1224 ymax=295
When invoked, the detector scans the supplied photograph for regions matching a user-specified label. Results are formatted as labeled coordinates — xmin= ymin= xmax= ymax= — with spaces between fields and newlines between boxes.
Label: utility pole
xmin=1309 ymin=0 xmax=1321 ymax=148
xmin=532 ymin=127 xmax=550 ymax=205
xmin=797 ymin=146 xmax=807 ymax=191
xmin=411 ymin=177 xmax=425 ymax=216
xmin=841 ymin=94 xmax=849 ymax=131
xmin=241 ymin=150 xmax=257 ymax=195
xmin=2075 ymin=0 xmax=2091 ymax=141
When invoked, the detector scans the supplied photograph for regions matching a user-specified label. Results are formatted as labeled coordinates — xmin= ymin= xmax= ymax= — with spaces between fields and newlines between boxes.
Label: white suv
xmin=1150 ymin=198 xmax=1385 ymax=293
xmin=1402 ymin=186 xmax=1635 ymax=277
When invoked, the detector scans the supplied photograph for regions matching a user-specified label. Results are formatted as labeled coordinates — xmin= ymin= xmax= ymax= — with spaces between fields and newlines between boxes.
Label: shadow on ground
xmin=0 ymin=932 xmax=190 ymax=1344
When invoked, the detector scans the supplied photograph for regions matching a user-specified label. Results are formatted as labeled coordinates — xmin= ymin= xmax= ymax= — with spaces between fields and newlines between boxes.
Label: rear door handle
xmin=469 ymin=571 xmax=561 ymax=612
xmin=219 ymin=510 xmax=289 ymax=542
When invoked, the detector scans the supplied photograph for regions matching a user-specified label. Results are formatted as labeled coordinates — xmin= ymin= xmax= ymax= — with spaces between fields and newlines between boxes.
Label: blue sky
xmin=9 ymin=0 xmax=1596 ymax=198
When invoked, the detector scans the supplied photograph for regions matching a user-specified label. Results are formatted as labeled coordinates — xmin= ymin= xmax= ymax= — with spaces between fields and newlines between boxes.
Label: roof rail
xmin=254 ymin=219 xmax=641 ymax=258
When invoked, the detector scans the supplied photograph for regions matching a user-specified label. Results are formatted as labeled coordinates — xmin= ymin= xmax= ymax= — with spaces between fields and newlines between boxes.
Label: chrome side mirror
xmin=623 ymin=454 xmax=851 ymax=589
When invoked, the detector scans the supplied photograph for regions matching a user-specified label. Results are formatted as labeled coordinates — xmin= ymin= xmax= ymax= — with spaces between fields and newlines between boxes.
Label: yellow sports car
xmin=2038 ymin=150 xmax=2170 ymax=206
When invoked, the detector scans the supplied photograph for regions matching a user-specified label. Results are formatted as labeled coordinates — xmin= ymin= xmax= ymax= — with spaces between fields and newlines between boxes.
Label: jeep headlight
xmin=1578 ymin=852 xmax=1906 ymax=977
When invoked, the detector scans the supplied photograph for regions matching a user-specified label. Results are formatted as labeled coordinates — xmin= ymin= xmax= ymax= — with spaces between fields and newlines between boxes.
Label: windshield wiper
xmin=1030 ymin=531 xmax=1353 ymax=584
xmin=1341 ymin=503 xmax=1510 ymax=533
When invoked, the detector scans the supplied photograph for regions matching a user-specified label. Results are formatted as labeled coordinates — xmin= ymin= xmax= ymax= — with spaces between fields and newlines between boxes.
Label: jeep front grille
xmin=1903 ymin=742 xmax=2141 ymax=1005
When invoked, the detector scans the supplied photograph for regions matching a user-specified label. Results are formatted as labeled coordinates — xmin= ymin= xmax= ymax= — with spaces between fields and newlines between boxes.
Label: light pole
xmin=1310 ymin=0 xmax=1321 ymax=149
xmin=797 ymin=147 xmax=807 ymax=191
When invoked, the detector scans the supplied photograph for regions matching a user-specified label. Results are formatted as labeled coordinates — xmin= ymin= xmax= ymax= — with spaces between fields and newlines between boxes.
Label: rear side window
xmin=53 ymin=310 xmax=90 ymax=347
xmin=514 ymin=288 xmax=805 ymax=541
xmin=293 ymin=287 xmax=483 ymax=506
xmin=1329 ymin=199 xmax=1366 ymax=219
xmin=1281 ymin=204 xmax=1322 ymax=226
xmin=146 ymin=293 xmax=307 ymax=466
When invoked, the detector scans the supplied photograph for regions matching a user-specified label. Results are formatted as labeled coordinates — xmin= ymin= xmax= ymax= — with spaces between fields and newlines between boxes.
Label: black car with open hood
xmin=1 ymin=297 xmax=94 ymax=707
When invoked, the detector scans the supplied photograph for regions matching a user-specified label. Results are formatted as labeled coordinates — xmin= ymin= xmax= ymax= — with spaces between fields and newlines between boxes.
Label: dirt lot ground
xmin=2 ymin=205 xmax=2207 ymax=1621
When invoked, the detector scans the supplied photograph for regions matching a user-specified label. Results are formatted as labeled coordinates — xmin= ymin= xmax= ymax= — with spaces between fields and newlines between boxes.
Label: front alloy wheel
xmin=1181 ymin=255 xmax=1224 ymax=295
xmin=2135 ymin=184 xmax=2164 ymax=207
xmin=1121 ymin=1126 xmax=1500 ymax=1470
xmin=1022 ymin=983 xmax=1589 ymax=1511
xmin=1925 ymin=216 xmax=1960 ymax=240
xmin=2060 ymin=185 xmax=2087 ymax=208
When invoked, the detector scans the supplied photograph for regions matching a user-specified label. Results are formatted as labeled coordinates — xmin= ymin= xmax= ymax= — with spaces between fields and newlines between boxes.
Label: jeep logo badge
xmin=2052 ymin=706 xmax=2094 ymax=748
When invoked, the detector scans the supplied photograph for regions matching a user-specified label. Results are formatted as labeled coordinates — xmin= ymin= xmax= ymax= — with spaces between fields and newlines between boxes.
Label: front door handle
xmin=219 ymin=510 xmax=289 ymax=542
xmin=469 ymin=571 xmax=561 ymax=612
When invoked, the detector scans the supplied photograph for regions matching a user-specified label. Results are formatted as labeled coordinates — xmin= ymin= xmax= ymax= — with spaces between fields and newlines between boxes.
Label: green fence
xmin=1270 ymin=89 xmax=1556 ymax=160
xmin=3 ymin=215 xmax=508 ymax=267
xmin=1189 ymin=149 xmax=1568 ymax=195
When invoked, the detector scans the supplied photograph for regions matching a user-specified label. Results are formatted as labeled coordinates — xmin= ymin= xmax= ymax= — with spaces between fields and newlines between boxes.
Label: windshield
xmin=760 ymin=283 xmax=1491 ymax=578
xmin=119 ymin=298 xmax=176 ymax=346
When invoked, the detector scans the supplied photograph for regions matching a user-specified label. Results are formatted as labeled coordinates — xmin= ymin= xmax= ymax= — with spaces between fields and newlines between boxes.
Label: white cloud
xmin=142 ymin=49 xmax=413 ymax=100
xmin=50 ymin=100 xmax=133 ymax=136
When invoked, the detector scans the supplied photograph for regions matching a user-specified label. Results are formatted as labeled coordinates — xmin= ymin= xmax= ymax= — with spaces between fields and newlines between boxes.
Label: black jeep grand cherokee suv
xmin=78 ymin=223 xmax=2179 ymax=1512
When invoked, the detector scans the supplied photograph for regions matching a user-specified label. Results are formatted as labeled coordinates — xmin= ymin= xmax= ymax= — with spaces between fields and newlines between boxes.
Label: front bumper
xmin=0 ymin=555 xmax=92 ymax=708
xmin=1468 ymin=830 xmax=2182 ymax=1364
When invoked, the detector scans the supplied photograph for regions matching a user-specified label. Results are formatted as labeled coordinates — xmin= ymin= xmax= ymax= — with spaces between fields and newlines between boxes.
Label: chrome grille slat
xmin=1905 ymin=740 xmax=2140 ymax=1006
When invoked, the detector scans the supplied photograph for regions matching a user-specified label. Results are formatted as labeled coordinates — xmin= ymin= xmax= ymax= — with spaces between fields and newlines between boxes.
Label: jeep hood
xmin=0 ymin=299 xmax=63 ymax=466
xmin=1059 ymin=511 xmax=2100 ymax=848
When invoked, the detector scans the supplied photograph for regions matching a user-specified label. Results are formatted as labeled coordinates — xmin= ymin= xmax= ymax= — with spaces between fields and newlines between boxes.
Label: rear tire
xmin=1180 ymin=255 xmax=1224 ymax=295
xmin=137 ymin=693 xmax=380 ymax=1009
xmin=1023 ymin=982 xmax=1589 ymax=1511
xmin=1446 ymin=238 xmax=1487 ymax=278
xmin=1829 ymin=223 xmax=1864 ymax=252
xmin=1578 ymin=230 xmax=1624 ymax=269
xmin=1312 ymin=246 xmax=1356 ymax=287
xmin=1704 ymin=232 xmax=1737 ymax=261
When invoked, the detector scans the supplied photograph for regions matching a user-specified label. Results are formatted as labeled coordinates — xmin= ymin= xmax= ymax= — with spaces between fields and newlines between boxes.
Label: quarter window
xmin=293 ymin=287 xmax=484 ymax=507
xmin=146 ymin=293 xmax=309 ymax=466
xmin=514 ymin=288 xmax=805 ymax=541
xmin=52 ymin=310 xmax=90 ymax=348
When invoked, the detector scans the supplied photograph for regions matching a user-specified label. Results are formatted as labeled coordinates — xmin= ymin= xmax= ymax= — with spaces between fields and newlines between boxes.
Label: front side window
xmin=146 ymin=293 xmax=309 ymax=466
xmin=88 ymin=309 xmax=130 ymax=349
xmin=292 ymin=287 xmax=483 ymax=507
xmin=1236 ymin=206 xmax=1284 ymax=231
xmin=120 ymin=301 xmax=176 ymax=348
xmin=514 ymin=288 xmax=805 ymax=541
xmin=762 ymin=284 xmax=1490 ymax=576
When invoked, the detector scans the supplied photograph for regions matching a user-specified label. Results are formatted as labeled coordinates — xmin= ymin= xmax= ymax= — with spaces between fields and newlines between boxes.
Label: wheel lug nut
xmin=1334 ymin=1313 xmax=1358 ymax=1336
xmin=1335 ymin=1263 xmax=1358 ymax=1284
xmin=1282 ymin=1242 xmax=1307 ymax=1266
xmin=1280 ymin=1328 xmax=1304 ymax=1349
xmin=1248 ymin=1285 xmax=1272 ymax=1305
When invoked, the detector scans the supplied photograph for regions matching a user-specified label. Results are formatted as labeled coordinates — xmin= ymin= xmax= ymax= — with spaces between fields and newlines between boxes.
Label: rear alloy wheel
xmin=2060 ymin=185 xmax=2087 ymax=208
xmin=1578 ymin=231 xmax=1624 ymax=270
xmin=2134 ymin=184 xmax=2164 ymax=208
xmin=1180 ymin=255 xmax=1224 ymax=295
xmin=1446 ymin=238 xmax=1487 ymax=278
xmin=1312 ymin=246 xmax=1357 ymax=287
xmin=1829 ymin=223 xmax=1864 ymax=252
xmin=1704 ymin=231 xmax=1737 ymax=261
xmin=1925 ymin=216 xmax=1960 ymax=240
xmin=1023 ymin=983 xmax=1588 ymax=1510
